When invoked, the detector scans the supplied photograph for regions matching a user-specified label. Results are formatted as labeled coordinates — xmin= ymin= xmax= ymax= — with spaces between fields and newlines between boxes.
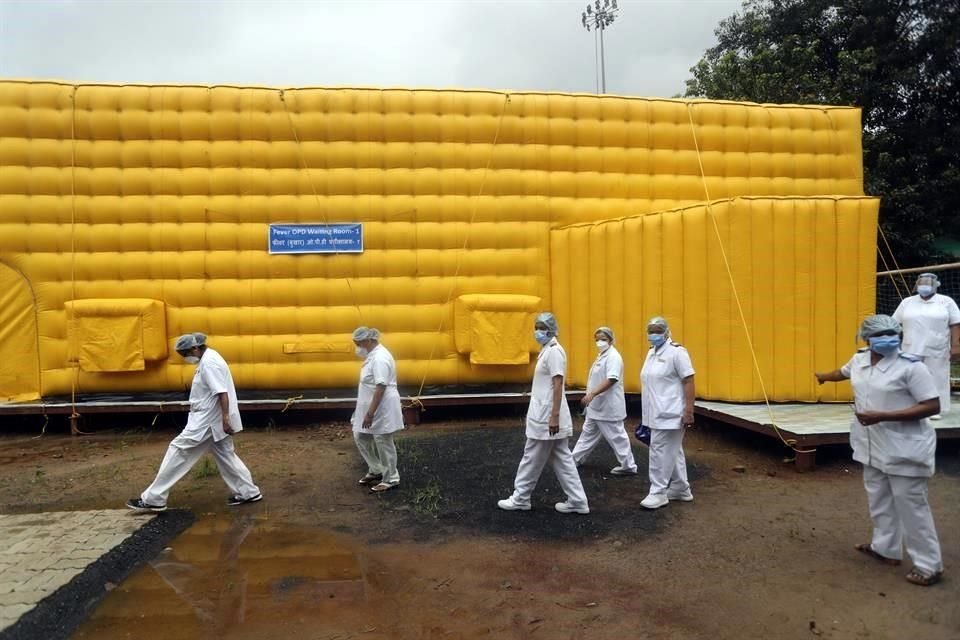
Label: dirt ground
xmin=1 ymin=409 xmax=959 ymax=640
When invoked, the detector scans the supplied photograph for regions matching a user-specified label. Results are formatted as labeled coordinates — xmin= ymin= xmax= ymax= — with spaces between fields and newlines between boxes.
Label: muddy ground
xmin=1 ymin=408 xmax=958 ymax=640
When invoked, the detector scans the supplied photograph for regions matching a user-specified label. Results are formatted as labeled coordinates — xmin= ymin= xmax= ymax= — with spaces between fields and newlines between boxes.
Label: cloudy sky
xmin=0 ymin=0 xmax=743 ymax=98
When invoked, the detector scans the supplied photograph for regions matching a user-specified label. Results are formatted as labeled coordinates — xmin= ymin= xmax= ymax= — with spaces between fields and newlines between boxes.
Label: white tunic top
xmin=585 ymin=345 xmax=627 ymax=422
xmin=181 ymin=348 xmax=242 ymax=443
xmin=840 ymin=349 xmax=939 ymax=477
xmin=351 ymin=344 xmax=404 ymax=435
xmin=526 ymin=337 xmax=573 ymax=440
xmin=893 ymin=293 xmax=960 ymax=357
xmin=640 ymin=341 xmax=695 ymax=430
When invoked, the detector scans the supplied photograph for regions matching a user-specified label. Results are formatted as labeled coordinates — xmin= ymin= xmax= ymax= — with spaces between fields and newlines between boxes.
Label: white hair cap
xmin=535 ymin=312 xmax=559 ymax=336
xmin=647 ymin=316 xmax=669 ymax=333
xmin=858 ymin=314 xmax=901 ymax=340
xmin=595 ymin=326 xmax=614 ymax=342
xmin=352 ymin=326 xmax=381 ymax=342
xmin=175 ymin=332 xmax=207 ymax=351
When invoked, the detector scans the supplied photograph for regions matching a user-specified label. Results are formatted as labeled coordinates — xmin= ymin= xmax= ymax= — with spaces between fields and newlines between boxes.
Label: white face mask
xmin=183 ymin=355 xmax=200 ymax=364
xmin=355 ymin=346 xmax=369 ymax=359
xmin=596 ymin=340 xmax=610 ymax=351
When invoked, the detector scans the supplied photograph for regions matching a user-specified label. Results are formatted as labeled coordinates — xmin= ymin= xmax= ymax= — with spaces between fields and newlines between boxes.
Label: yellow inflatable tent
xmin=0 ymin=81 xmax=875 ymax=403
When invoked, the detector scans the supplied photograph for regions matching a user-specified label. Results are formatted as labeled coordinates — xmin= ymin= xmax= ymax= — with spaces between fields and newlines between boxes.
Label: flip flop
xmin=855 ymin=543 xmax=901 ymax=566
xmin=358 ymin=473 xmax=383 ymax=486
xmin=369 ymin=482 xmax=398 ymax=493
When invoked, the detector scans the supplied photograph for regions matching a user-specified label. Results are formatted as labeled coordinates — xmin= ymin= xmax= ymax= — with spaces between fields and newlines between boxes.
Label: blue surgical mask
xmin=868 ymin=335 xmax=900 ymax=356
xmin=648 ymin=333 xmax=666 ymax=347
xmin=917 ymin=285 xmax=934 ymax=298
xmin=534 ymin=330 xmax=551 ymax=345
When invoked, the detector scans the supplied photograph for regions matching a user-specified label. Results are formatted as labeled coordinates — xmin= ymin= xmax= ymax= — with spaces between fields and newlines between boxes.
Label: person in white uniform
xmin=351 ymin=326 xmax=404 ymax=493
xmin=639 ymin=316 xmax=696 ymax=510
xmin=892 ymin=272 xmax=960 ymax=418
xmin=128 ymin=333 xmax=262 ymax=512
xmin=498 ymin=312 xmax=590 ymax=514
xmin=571 ymin=326 xmax=637 ymax=475
xmin=815 ymin=314 xmax=944 ymax=586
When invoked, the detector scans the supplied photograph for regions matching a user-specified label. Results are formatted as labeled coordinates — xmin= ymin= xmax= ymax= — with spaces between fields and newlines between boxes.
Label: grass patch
xmin=192 ymin=456 xmax=217 ymax=480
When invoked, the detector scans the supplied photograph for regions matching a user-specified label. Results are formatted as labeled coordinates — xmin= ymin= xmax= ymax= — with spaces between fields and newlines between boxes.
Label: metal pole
xmin=594 ymin=29 xmax=600 ymax=93
xmin=599 ymin=24 xmax=606 ymax=93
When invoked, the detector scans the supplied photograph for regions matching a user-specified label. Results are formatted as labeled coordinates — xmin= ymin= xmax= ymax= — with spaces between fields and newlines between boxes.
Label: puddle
xmin=72 ymin=515 xmax=370 ymax=639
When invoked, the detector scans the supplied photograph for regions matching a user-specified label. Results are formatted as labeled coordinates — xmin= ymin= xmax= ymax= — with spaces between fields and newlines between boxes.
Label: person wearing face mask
xmin=639 ymin=316 xmax=696 ymax=510
xmin=815 ymin=314 xmax=943 ymax=587
xmin=498 ymin=312 xmax=589 ymax=514
xmin=892 ymin=272 xmax=960 ymax=419
xmin=128 ymin=333 xmax=262 ymax=512
xmin=571 ymin=326 xmax=637 ymax=475
xmin=351 ymin=326 xmax=404 ymax=493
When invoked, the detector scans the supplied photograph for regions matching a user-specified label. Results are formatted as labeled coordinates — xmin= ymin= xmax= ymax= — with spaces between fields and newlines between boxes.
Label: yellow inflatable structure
xmin=0 ymin=81 xmax=875 ymax=403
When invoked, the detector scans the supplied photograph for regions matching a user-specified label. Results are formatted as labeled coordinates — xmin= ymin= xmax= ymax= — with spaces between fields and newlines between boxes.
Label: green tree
xmin=686 ymin=0 xmax=959 ymax=266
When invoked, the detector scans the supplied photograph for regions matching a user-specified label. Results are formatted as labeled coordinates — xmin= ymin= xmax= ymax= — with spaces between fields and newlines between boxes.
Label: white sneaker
xmin=667 ymin=490 xmax=694 ymax=502
xmin=609 ymin=466 xmax=638 ymax=476
xmin=930 ymin=414 xmax=943 ymax=420
xmin=640 ymin=493 xmax=669 ymax=509
xmin=554 ymin=501 xmax=590 ymax=514
xmin=497 ymin=497 xmax=531 ymax=511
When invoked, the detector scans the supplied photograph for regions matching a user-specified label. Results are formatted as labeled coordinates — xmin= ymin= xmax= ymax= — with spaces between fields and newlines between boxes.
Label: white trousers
xmin=648 ymin=428 xmax=690 ymax=496
xmin=571 ymin=418 xmax=637 ymax=472
xmin=142 ymin=433 xmax=261 ymax=507
xmin=510 ymin=437 xmax=588 ymax=508
xmin=863 ymin=465 xmax=942 ymax=574
xmin=920 ymin=354 xmax=951 ymax=413
xmin=354 ymin=432 xmax=400 ymax=485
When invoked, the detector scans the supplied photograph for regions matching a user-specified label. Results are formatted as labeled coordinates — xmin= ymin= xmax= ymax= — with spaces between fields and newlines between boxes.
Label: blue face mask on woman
xmin=648 ymin=333 xmax=666 ymax=347
xmin=534 ymin=330 xmax=551 ymax=345
xmin=917 ymin=285 xmax=934 ymax=298
xmin=868 ymin=335 xmax=900 ymax=356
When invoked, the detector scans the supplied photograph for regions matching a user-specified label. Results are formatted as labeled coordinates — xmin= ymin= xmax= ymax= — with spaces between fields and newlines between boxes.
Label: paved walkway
xmin=0 ymin=510 xmax=154 ymax=633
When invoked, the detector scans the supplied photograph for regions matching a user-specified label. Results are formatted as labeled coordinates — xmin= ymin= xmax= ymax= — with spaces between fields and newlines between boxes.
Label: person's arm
xmin=217 ymin=392 xmax=234 ymax=434
xmin=951 ymin=324 xmax=960 ymax=360
xmin=550 ymin=375 xmax=563 ymax=435
xmin=681 ymin=375 xmax=695 ymax=427
xmin=363 ymin=384 xmax=386 ymax=429
xmin=582 ymin=378 xmax=615 ymax=406
xmin=815 ymin=370 xmax=848 ymax=384
xmin=856 ymin=397 xmax=939 ymax=425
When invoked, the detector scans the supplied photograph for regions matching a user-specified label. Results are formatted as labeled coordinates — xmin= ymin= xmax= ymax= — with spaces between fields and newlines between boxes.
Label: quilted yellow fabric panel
xmin=551 ymin=196 xmax=878 ymax=402
xmin=0 ymin=81 xmax=869 ymax=400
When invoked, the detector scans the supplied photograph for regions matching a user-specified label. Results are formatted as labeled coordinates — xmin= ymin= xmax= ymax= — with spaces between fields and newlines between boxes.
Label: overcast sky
xmin=0 ymin=0 xmax=743 ymax=98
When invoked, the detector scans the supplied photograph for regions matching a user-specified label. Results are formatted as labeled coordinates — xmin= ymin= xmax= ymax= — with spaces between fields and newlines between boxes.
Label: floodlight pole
xmin=581 ymin=0 xmax=620 ymax=94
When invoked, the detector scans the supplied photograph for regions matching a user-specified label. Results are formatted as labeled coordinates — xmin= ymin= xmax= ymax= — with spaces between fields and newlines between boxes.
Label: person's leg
xmin=508 ymin=438 xmax=551 ymax=506
xmin=925 ymin=354 xmax=951 ymax=414
xmin=889 ymin=474 xmax=943 ymax=576
xmin=141 ymin=435 xmax=210 ymax=506
xmin=549 ymin=438 xmax=589 ymax=511
xmin=666 ymin=430 xmax=690 ymax=496
xmin=354 ymin=431 xmax=385 ymax=476
xmin=647 ymin=428 xmax=680 ymax=496
xmin=372 ymin=434 xmax=400 ymax=485
xmin=598 ymin=419 xmax=638 ymax=473
xmin=862 ymin=465 xmax=904 ymax=561
xmin=571 ymin=418 xmax=603 ymax=466
xmin=210 ymin=436 xmax=261 ymax=500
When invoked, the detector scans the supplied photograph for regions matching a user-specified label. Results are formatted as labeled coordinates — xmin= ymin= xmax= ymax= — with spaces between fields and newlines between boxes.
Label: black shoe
xmin=127 ymin=498 xmax=166 ymax=512
xmin=227 ymin=493 xmax=263 ymax=507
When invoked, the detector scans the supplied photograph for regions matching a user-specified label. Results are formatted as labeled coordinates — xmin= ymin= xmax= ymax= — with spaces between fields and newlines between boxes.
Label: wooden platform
xmin=695 ymin=400 xmax=960 ymax=471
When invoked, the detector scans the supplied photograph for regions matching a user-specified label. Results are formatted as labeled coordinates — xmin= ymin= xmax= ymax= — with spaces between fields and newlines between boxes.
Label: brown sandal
xmin=854 ymin=543 xmax=901 ymax=566
xmin=905 ymin=567 xmax=942 ymax=586
xmin=369 ymin=482 xmax=398 ymax=493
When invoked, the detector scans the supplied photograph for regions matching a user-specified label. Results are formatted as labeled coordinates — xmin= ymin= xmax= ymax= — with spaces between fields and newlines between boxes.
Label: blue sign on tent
xmin=268 ymin=223 xmax=364 ymax=254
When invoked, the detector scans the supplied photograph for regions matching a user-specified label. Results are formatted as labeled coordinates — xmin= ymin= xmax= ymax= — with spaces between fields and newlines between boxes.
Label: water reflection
xmin=73 ymin=515 xmax=366 ymax=639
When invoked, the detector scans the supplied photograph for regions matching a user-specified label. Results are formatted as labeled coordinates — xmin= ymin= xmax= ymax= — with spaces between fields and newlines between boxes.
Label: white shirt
xmin=840 ymin=349 xmax=939 ymax=477
xmin=640 ymin=341 xmax=695 ymax=430
xmin=893 ymin=293 xmax=960 ymax=357
xmin=526 ymin=337 xmax=573 ymax=440
xmin=351 ymin=344 xmax=404 ymax=435
xmin=585 ymin=345 xmax=626 ymax=421
xmin=181 ymin=348 xmax=242 ymax=443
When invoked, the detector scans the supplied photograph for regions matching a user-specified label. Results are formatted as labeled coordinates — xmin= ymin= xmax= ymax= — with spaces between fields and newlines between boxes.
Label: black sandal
xmin=905 ymin=567 xmax=942 ymax=586
xmin=854 ymin=543 xmax=901 ymax=566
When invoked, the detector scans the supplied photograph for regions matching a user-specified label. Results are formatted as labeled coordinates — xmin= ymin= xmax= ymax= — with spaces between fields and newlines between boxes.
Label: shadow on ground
xmin=370 ymin=427 xmax=708 ymax=541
